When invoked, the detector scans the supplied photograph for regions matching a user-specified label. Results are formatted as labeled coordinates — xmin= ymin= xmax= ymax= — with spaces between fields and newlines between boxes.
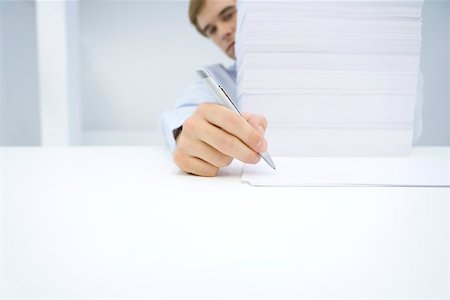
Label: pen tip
xmin=260 ymin=152 xmax=276 ymax=170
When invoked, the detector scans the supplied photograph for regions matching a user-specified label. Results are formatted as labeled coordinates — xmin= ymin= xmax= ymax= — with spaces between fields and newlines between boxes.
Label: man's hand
xmin=173 ymin=103 xmax=268 ymax=176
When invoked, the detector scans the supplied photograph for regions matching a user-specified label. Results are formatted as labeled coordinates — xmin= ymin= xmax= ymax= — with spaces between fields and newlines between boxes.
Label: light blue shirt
xmin=159 ymin=63 xmax=423 ymax=151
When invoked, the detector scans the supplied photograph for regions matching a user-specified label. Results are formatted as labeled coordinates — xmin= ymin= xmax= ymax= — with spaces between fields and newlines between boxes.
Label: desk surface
xmin=0 ymin=146 xmax=449 ymax=298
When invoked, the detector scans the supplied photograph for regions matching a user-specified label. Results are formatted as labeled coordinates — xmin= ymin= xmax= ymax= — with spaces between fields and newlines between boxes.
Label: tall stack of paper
xmin=236 ymin=0 xmax=424 ymax=156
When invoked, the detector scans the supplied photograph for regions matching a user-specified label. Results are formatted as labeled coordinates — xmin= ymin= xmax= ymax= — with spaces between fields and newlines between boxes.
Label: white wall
xmin=0 ymin=0 xmax=40 ymax=146
xmin=79 ymin=0 xmax=233 ymax=145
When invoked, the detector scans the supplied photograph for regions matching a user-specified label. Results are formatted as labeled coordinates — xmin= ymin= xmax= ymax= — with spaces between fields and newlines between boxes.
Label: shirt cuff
xmin=159 ymin=106 xmax=196 ymax=152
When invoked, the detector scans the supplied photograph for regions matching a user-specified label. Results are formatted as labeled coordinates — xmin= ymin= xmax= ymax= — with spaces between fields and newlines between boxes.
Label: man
xmin=160 ymin=0 xmax=423 ymax=177
xmin=160 ymin=0 xmax=269 ymax=177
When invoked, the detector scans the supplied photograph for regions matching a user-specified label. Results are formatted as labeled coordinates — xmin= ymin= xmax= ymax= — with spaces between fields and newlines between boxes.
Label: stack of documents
xmin=236 ymin=0 xmax=424 ymax=156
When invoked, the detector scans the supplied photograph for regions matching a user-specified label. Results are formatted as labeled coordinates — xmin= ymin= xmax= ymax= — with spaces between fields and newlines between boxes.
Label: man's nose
xmin=217 ymin=22 xmax=232 ymax=41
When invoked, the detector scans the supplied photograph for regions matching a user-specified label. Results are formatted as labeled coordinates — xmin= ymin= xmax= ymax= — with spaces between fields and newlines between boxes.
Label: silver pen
xmin=196 ymin=69 xmax=276 ymax=170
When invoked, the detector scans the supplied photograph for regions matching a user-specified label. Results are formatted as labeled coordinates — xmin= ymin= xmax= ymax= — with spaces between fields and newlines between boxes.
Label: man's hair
xmin=189 ymin=0 xmax=207 ymax=37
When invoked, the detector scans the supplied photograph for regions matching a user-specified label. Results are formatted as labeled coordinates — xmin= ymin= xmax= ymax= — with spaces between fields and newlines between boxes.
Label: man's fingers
xmin=195 ymin=120 xmax=261 ymax=164
xmin=255 ymin=125 xmax=265 ymax=135
xmin=246 ymin=117 xmax=266 ymax=135
xmin=198 ymin=104 xmax=267 ymax=154
xmin=242 ymin=113 xmax=268 ymax=131
xmin=177 ymin=136 xmax=233 ymax=168
xmin=173 ymin=150 xmax=219 ymax=177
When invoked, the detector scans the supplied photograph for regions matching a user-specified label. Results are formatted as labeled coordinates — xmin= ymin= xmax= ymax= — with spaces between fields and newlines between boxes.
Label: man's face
xmin=196 ymin=0 xmax=237 ymax=60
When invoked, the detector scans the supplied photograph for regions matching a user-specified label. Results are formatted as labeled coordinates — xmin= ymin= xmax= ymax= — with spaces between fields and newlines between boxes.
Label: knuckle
xmin=217 ymin=135 xmax=235 ymax=153
xmin=182 ymin=117 xmax=196 ymax=133
xmin=207 ymin=166 xmax=219 ymax=177
xmin=197 ymin=103 xmax=206 ymax=114
xmin=248 ymin=130 xmax=261 ymax=147
xmin=197 ymin=102 xmax=212 ymax=114
xmin=252 ymin=114 xmax=267 ymax=128
xmin=223 ymin=115 xmax=239 ymax=132
xmin=260 ymin=116 xmax=268 ymax=128
xmin=217 ymin=155 xmax=233 ymax=168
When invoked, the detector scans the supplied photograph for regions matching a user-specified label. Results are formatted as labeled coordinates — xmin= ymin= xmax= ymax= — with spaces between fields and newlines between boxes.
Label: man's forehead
xmin=197 ymin=0 xmax=236 ymax=28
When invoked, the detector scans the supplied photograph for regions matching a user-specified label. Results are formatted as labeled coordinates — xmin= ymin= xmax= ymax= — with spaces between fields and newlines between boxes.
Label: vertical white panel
xmin=0 ymin=155 xmax=3 ymax=297
xmin=0 ymin=0 xmax=3 ymax=282
xmin=0 ymin=2 xmax=4 ymax=293
xmin=36 ymin=0 xmax=81 ymax=146
xmin=0 ymin=1 xmax=4 ymax=145
xmin=0 ymin=7 xmax=3 ymax=295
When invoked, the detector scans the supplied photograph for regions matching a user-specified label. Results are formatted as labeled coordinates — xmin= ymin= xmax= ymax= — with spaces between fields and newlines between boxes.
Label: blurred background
xmin=0 ymin=0 xmax=447 ymax=147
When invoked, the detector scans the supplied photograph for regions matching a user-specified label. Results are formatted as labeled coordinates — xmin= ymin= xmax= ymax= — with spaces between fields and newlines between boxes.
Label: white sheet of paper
xmin=242 ymin=148 xmax=450 ymax=187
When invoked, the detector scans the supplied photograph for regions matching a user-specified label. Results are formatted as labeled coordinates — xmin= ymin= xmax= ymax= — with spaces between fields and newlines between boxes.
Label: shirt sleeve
xmin=412 ymin=70 xmax=424 ymax=145
xmin=159 ymin=77 xmax=217 ymax=152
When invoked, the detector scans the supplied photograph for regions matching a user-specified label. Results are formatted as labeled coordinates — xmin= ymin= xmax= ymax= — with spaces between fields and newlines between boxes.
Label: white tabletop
xmin=0 ymin=146 xmax=449 ymax=299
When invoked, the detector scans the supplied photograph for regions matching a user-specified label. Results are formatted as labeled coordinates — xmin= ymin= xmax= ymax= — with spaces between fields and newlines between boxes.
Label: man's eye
xmin=222 ymin=11 xmax=235 ymax=21
xmin=207 ymin=27 xmax=217 ymax=36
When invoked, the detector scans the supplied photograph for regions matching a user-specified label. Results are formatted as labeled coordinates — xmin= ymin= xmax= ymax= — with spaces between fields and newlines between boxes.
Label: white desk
xmin=0 ymin=146 xmax=449 ymax=299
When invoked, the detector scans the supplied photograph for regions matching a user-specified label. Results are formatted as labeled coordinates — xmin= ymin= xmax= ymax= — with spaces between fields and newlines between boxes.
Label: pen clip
xmin=219 ymin=85 xmax=240 ymax=114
